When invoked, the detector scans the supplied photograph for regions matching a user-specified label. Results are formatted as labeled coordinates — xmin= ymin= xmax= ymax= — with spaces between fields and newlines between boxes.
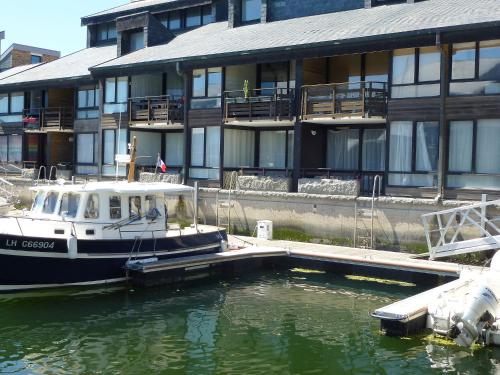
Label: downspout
xmin=436 ymin=33 xmax=448 ymax=203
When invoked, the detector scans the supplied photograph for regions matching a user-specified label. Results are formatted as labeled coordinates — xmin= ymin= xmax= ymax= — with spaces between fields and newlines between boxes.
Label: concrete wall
xmin=268 ymin=0 xmax=364 ymax=22
xmin=195 ymin=188 xmax=470 ymax=247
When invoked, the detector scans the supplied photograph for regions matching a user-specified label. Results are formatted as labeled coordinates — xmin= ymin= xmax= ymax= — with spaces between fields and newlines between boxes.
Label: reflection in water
xmin=0 ymin=272 xmax=499 ymax=374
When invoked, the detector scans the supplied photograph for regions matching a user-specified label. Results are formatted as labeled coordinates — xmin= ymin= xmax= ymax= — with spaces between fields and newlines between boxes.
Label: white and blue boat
xmin=0 ymin=181 xmax=227 ymax=291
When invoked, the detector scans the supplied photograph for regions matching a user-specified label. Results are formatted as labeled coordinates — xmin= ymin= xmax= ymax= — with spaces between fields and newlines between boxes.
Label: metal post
xmin=193 ymin=181 xmax=199 ymax=232
xmin=481 ymin=193 xmax=487 ymax=231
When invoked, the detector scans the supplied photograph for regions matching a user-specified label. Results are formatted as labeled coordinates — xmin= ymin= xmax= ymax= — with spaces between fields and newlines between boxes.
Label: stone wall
xmin=195 ymin=188 xmax=470 ymax=247
xmin=237 ymin=176 xmax=290 ymax=192
xmin=298 ymin=178 xmax=359 ymax=196
xmin=139 ymin=172 xmax=182 ymax=184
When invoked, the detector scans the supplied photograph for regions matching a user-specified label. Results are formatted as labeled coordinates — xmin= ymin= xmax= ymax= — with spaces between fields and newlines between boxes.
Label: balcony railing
xmin=301 ymin=81 xmax=388 ymax=121
xmin=22 ymin=107 xmax=74 ymax=131
xmin=223 ymin=88 xmax=294 ymax=123
xmin=128 ymin=95 xmax=183 ymax=125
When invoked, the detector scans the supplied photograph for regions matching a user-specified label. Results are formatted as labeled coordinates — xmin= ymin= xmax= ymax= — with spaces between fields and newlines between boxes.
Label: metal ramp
xmin=422 ymin=196 xmax=500 ymax=260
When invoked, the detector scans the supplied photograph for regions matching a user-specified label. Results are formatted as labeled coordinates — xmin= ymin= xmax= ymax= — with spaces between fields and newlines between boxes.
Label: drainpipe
xmin=436 ymin=33 xmax=448 ymax=202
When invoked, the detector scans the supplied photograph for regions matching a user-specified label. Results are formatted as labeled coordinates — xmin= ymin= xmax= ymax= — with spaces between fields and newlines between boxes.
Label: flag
xmin=156 ymin=155 xmax=167 ymax=173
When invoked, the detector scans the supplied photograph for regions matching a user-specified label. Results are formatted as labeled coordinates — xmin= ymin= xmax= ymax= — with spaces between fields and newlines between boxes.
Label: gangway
xmin=422 ymin=196 xmax=500 ymax=260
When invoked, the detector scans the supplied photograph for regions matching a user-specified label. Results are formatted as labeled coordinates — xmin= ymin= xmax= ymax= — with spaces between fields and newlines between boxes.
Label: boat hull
xmin=0 ymin=230 xmax=226 ymax=291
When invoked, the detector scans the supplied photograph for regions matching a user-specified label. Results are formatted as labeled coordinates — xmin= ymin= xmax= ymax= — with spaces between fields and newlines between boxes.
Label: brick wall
xmin=10 ymin=49 xmax=58 ymax=68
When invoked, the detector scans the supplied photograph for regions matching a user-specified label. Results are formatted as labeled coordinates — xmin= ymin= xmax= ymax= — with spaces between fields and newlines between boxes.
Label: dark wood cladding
xmin=188 ymin=108 xmax=222 ymax=127
xmin=101 ymin=112 xmax=129 ymax=129
xmin=446 ymin=95 xmax=500 ymax=120
xmin=388 ymin=98 xmax=440 ymax=121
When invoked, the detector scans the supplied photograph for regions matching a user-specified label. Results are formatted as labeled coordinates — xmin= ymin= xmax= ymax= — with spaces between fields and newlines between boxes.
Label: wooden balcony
xmin=301 ymin=82 xmax=388 ymax=122
xmin=22 ymin=107 xmax=74 ymax=131
xmin=224 ymin=88 xmax=294 ymax=124
xmin=129 ymin=95 xmax=183 ymax=127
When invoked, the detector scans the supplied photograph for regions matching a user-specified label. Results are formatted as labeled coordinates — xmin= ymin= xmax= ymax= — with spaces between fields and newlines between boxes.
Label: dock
xmin=125 ymin=235 xmax=484 ymax=288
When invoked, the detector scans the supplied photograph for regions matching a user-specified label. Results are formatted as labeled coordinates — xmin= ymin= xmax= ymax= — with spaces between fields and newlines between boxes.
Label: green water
xmin=1 ymin=271 xmax=499 ymax=375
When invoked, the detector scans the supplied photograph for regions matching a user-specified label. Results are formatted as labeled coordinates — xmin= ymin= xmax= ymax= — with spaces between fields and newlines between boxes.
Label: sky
xmin=0 ymin=0 xmax=126 ymax=57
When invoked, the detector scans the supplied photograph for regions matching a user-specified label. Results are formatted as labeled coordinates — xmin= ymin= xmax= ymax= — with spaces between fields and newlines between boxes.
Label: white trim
xmin=0 ymin=277 xmax=126 ymax=292
xmin=0 ymin=243 xmax=221 ymax=259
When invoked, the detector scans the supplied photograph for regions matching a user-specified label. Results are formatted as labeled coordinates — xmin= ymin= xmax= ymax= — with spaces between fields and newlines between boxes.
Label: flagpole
xmin=155 ymin=153 xmax=159 ymax=175
xmin=115 ymin=110 xmax=122 ymax=181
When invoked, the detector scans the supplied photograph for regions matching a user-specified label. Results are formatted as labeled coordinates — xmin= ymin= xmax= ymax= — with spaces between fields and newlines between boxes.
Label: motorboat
xmin=0 ymin=181 xmax=227 ymax=291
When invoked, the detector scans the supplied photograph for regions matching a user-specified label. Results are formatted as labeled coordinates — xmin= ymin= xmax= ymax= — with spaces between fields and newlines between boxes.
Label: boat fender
xmin=67 ymin=236 xmax=78 ymax=259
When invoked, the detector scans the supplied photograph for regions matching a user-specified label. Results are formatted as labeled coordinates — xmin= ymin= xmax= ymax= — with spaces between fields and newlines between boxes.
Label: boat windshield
xmin=31 ymin=191 xmax=46 ymax=213
xmin=59 ymin=193 xmax=81 ymax=218
xmin=42 ymin=192 xmax=59 ymax=214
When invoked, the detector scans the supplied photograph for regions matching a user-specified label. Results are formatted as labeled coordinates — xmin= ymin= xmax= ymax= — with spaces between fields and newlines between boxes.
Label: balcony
xmin=223 ymin=88 xmax=295 ymax=125
xmin=22 ymin=108 xmax=74 ymax=131
xmin=301 ymin=81 xmax=388 ymax=123
xmin=128 ymin=95 xmax=184 ymax=127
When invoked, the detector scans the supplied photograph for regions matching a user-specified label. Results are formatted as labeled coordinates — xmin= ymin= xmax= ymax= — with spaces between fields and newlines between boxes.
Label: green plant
xmin=243 ymin=80 xmax=249 ymax=99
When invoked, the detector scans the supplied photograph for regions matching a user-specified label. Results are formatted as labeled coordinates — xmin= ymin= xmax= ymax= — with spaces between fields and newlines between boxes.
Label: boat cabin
xmin=19 ymin=182 xmax=194 ymax=240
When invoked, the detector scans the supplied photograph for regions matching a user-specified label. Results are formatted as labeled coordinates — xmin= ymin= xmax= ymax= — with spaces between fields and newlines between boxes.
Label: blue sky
xmin=1 ymin=0 xmax=125 ymax=56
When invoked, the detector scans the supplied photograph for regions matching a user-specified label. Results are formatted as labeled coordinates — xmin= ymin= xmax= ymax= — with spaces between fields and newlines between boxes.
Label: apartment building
xmin=0 ymin=0 xmax=499 ymax=200
xmin=0 ymin=44 xmax=60 ymax=71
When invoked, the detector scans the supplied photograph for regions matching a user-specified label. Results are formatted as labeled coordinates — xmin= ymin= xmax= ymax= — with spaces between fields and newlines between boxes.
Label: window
xmin=260 ymin=62 xmax=289 ymax=95
xmin=260 ymin=130 xmax=287 ymax=169
xmin=97 ymin=23 xmax=117 ymax=42
xmin=169 ymin=10 xmax=181 ymax=30
xmin=76 ymin=133 xmax=98 ymax=174
xmin=202 ymin=5 xmax=213 ymax=25
xmin=109 ymin=196 xmax=122 ymax=219
xmin=102 ymin=129 xmax=127 ymax=176
xmin=59 ymin=193 xmax=81 ymax=218
xmin=388 ymin=121 xmax=439 ymax=187
xmin=186 ymin=7 xmax=201 ymax=28
xmin=191 ymin=68 xmax=222 ymax=109
xmin=362 ymin=129 xmax=386 ymax=172
xmin=104 ymin=77 xmax=128 ymax=113
xmin=145 ymin=195 xmax=157 ymax=219
xmin=129 ymin=31 xmax=145 ymax=52
xmin=30 ymin=55 xmax=42 ymax=64
xmin=365 ymin=52 xmax=389 ymax=83
xmin=84 ymin=194 xmax=99 ymax=219
xmin=450 ymin=40 xmax=500 ymax=95
xmin=129 ymin=130 xmax=161 ymax=167
xmin=0 ymin=135 xmax=22 ymax=163
xmin=77 ymin=85 xmax=99 ymax=119
xmin=190 ymin=127 xmax=221 ymax=179
xmin=42 ymin=192 xmax=59 ymax=214
xmin=327 ymin=129 xmax=359 ymax=171
xmin=129 ymin=196 xmax=142 ymax=218
xmin=241 ymin=0 xmax=261 ymax=22
xmin=165 ymin=132 xmax=184 ymax=166
xmin=447 ymin=119 xmax=500 ymax=189
xmin=391 ymin=47 xmax=441 ymax=98
xmin=0 ymin=92 xmax=24 ymax=115
xmin=224 ymin=129 xmax=255 ymax=168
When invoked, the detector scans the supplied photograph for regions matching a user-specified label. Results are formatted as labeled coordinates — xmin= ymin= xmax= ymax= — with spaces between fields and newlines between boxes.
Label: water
xmin=1 ymin=271 xmax=500 ymax=375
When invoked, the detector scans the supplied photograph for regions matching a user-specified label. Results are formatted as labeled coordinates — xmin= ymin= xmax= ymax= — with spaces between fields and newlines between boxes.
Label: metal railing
xmin=223 ymin=87 xmax=295 ymax=123
xmin=22 ymin=107 xmax=74 ymax=130
xmin=422 ymin=196 xmax=500 ymax=260
xmin=301 ymin=81 xmax=388 ymax=120
xmin=128 ymin=95 xmax=183 ymax=125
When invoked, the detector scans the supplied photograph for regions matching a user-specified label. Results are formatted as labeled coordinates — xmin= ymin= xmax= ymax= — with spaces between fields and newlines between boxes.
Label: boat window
xmin=31 ymin=191 xmax=45 ymax=213
xmin=84 ymin=194 xmax=99 ymax=219
xmin=129 ymin=196 xmax=142 ymax=218
xmin=145 ymin=195 xmax=160 ymax=220
xmin=42 ymin=192 xmax=59 ymax=214
xmin=110 ymin=196 xmax=122 ymax=219
xmin=59 ymin=193 xmax=81 ymax=218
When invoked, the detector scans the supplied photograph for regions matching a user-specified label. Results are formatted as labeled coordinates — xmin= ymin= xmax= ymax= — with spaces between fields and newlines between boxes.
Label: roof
xmin=0 ymin=64 xmax=41 ymax=81
xmin=0 ymin=46 xmax=116 ymax=90
xmin=32 ymin=181 xmax=193 ymax=194
xmin=0 ymin=43 xmax=60 ymax=63
xmin=92 ymin=0 xmax=500 ymax=72
xmin=82 ymin=0 xmax=208 ymax=25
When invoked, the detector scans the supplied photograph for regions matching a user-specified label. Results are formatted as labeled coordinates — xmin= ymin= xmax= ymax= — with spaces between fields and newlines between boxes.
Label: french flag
xmin=156 ymin=154 xmax=167 ymax=173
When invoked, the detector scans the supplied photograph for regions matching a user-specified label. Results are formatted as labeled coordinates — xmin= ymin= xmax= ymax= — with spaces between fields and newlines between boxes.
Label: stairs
xmin=353 ymin=175 xmax=382 ymax=249
xmin=216 ymin=171 xmax=238 ymax=233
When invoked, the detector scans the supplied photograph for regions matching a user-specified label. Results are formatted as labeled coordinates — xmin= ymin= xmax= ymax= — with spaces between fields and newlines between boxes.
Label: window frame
xmin=96 ymin=22 xmax=117 ymax=42
xmin=390 ymin=47 xmax=441 ymax=99
xmin=241 ymin=0 xmax=261 ymax=24
xmin=449 ymin=39 xmax=500 ymax=96
xmin=446 ymin=119 xmax=500 ymax=187
xmin=0 ymin=134 xmax=23 ymax=163
xmin=0 ymin=92 xmax=25 ymax=115
xmin=75 ymin=132 xmax=98 ymax=166
xmin=185 ymin=6 xmax=202 ymax=28
xmin=105 ymin=77 xmax=129 ymax=104
xmin=30 ymin=54 xmax=42 ymax=64
xmin=387 ymin=120 xmax=440 ymax=188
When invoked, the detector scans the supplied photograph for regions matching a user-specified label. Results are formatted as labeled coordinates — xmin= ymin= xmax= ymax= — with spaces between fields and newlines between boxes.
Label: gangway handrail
xmin=422 ymin=198 xmax=500 ymax=260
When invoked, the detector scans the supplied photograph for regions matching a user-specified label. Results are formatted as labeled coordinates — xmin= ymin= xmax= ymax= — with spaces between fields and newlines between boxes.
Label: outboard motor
xmin=449 ymin=283 xmax=498 ymax=347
